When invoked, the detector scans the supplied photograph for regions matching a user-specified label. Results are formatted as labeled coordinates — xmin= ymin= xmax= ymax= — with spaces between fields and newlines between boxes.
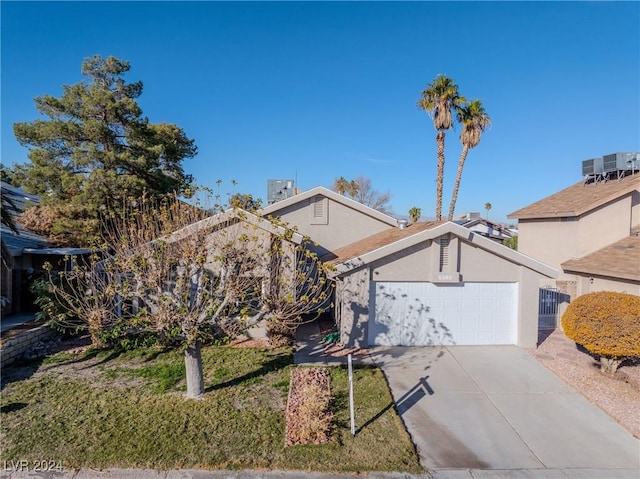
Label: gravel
xmin=527 ymin=329 xmax=640 ymax=439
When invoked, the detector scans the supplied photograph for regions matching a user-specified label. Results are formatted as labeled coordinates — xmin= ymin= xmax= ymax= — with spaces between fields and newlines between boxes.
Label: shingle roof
xmin=561 ymin=234 xmax=640 ymax=281
xmin=321 ymin=221 xmax=443 ymax=264
xmin=507 ymin=172 xmax=640 ymax=220
xmin=323 ymin=221 xmax=558 ymax=279
xmin=1 ymin=182 xmax=50 ymax=255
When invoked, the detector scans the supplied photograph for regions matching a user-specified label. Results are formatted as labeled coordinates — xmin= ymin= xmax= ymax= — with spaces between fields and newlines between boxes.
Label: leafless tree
xmin=46 ymin=194 xmax=332 ymax=399
xmin=332 ymin=175 xmax=392 ymax=214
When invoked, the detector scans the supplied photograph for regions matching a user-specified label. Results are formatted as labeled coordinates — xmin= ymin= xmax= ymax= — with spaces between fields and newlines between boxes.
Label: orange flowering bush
xmin=561 ymin=291 xmax=640 ymax=373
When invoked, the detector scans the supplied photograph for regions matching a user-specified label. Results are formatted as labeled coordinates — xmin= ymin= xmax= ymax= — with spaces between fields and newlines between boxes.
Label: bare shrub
xmin=285 ymin=368 xmax=333 ymax=446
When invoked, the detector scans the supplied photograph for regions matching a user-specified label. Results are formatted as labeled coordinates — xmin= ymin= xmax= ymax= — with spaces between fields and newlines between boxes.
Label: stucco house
xmin=453 ymin=212 xmax=515 ymax=244
xmin=259 ymin=186 xmax=398 ymax=256
xmin=320 ymin=221 xmax=556 ymax=349
xmin=507 ymin=170 xmax=640 ymax=297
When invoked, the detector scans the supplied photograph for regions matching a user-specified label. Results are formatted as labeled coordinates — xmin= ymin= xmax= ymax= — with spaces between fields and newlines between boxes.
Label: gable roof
xmin=170 ymin=208 xmax=305 ymax=245
xmin=507 ymin=172 xmax=640 ymax=220
xmin=324 ymin=221 xmax=558 ymax=279
xmin=259 ymin=186 xmax=398 ymax=227
xmin=321 ymin=221 xmax=442 ymax=264
xmin=561 ymin=234 xmax=640 ymax=282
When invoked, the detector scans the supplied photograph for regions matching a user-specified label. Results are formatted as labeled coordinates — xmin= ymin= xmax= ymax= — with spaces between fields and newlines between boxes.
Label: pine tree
xmin=13 ymin=55 xmax=197 ymax=246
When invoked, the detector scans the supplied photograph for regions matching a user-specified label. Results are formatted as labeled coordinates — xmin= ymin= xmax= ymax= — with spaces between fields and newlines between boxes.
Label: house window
xmin=309 ymin=196 xmax=329 ymax=225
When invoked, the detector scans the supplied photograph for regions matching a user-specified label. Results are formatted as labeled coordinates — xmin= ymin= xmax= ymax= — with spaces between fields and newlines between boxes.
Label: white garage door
xmin=368 ymin=282 xmax=518 ymax=346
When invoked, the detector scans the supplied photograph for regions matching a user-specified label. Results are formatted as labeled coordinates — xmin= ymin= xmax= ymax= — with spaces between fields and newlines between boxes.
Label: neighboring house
xmin=561 ymin=227 xmax=640 ymax=296
xmin=322 ymin=221 xmax=557 ymax=349
xmin=454 ymin=212 xmax=515 ymax=244
xmin=259 ymin=186 xmax=398 ymax=256
xmin=1 ymin=182 xmax=90 ymax=316
xmin=507 ymin=170 xmax=640 ymax=298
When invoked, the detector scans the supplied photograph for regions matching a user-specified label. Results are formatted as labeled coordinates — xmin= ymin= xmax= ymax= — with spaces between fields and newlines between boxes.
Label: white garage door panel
xmin=369 ymin=282 xmax=518 ymax=346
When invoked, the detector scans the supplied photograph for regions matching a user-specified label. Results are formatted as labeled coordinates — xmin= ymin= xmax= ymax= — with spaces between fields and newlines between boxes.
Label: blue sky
xmin=2 ymin=1 xmax=639 ymax=224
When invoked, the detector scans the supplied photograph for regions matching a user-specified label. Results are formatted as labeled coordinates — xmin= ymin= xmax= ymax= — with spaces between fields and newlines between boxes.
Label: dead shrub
xmin=285 ymin=367 xmax=333 ymax=446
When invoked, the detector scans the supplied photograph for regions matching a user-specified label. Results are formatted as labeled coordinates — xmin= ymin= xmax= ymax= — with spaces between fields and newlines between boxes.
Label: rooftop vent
xmin=397 ymin=218 xmax=408 ymax=230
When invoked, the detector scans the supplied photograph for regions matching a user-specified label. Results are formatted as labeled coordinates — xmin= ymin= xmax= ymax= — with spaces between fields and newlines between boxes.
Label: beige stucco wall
xmin=338 ymin=268 xmax=370 ymax=348
xmin=267 ymin=196 xmax=393 ymax=255
xmin=574 ymin=274 xmax=640 ymax=297
xmin=517 ymin=195 xmax=635 ymax=282
xmin=202 ymin=219 xmax=274 ymax=275
xmin=517 ymin=267 xmax=542 ymax=347
xmin=338 ymin=235 xmax=547 ymax=348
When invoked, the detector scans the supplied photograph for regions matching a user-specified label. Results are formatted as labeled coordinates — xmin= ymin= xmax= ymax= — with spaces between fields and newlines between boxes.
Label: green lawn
xmin=0 ymin=344 xmax=422 ymax=473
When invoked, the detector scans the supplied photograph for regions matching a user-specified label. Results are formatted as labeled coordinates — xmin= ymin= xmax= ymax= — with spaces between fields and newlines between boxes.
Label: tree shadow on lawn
xmin=0 ymin=342 xmax=176 ymax=389
xmin=205 ymin=351 xmax=292 ymax=392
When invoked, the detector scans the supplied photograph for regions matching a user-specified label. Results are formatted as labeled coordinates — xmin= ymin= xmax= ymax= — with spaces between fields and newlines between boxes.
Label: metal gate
xmin=539 ymin=287 xmax=560 ymax=330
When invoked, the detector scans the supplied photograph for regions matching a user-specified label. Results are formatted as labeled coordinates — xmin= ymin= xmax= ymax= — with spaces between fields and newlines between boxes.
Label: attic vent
xmin=309 ymin=196 xmax=328 ymax=225
xmin=439 ymin=237 xmax=450 ymax=271
xmin=313 ymin=198 xmax=324 ymax=218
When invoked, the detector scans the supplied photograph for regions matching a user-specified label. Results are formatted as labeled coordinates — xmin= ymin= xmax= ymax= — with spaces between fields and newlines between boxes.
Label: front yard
xmin=0 ymin=339 xmax=422 ymax=473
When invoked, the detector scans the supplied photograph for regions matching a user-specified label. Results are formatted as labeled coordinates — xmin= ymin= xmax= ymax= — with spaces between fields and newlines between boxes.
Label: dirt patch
xmin=528 ymin=329 xmax=640 ymax=438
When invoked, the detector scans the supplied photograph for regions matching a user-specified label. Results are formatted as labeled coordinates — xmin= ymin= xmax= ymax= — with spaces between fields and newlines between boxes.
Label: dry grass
xmin=1 ymin=341 xmax=422 ymax=473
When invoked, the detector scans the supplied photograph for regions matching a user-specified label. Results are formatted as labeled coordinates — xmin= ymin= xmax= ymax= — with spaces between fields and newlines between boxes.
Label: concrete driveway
xmin=368 ymin=345 xmax=640 ymax=475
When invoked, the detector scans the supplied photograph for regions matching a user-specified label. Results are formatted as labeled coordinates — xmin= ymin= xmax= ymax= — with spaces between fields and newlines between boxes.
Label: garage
xmin=368 ymin=281 xmax=518 ymax=346
xmin=328 ymin=222 xmax=557 ymax=349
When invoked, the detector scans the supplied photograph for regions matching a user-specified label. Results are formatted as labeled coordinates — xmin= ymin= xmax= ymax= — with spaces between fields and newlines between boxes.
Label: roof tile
xmin=508 ymin=172 xmax=640 ymax=219
xmin=562 ymin=235 xmax=640 ymax=281
xmin=322 ymin=221 xmax=443 ymax=265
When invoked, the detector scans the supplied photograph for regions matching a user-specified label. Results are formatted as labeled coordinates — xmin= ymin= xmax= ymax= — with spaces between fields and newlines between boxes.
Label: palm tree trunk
xmin=448 ymin=145 xmax=469 ymax=220
xmin=435 ymin=131 xmax=446 ymax=221
xmin=185 ymin=342 xmax=205 ymax=399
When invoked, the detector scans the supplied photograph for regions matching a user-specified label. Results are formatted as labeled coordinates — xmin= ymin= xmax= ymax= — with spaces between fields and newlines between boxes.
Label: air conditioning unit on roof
xmin=582 ymin=157 xmax=603 ymax=176
xmin=603 ymin=152 xmax=639 ymax=173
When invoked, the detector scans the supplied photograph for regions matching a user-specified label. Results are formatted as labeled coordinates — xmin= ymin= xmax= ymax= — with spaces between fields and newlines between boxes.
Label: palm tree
xmin=408 ymin=206 xmax=421 ymax=223
xmin=448 ymin=100 xmax=491 ymax=220
xmin=418 ymin=74 xmax=465 ymax=221
xmin=485 ymin=202 xmax=492 ymax=219
xmin=333 ymin=176 xmax=350 ymax=195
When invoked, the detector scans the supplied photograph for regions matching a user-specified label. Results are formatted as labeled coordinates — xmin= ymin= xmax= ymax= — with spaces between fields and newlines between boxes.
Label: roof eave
xmin=562 ymin=264 xmax=640 ymax=282
xmin=330 ymin=222 xmax=559 ymax=279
